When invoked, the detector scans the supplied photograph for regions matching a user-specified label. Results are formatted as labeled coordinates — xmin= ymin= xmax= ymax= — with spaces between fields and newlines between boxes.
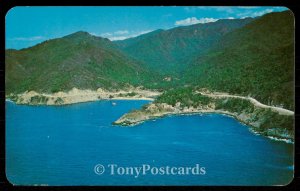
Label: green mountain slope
xmin=6 ymin=31 xmax=158 ymax=94
xmin=184 ymin=10 xmax=294 ymax=110
xmin=5 ymin=11 xmax=294 ymax=111
xmin=115 ymin=18 xmax=253 ymax=74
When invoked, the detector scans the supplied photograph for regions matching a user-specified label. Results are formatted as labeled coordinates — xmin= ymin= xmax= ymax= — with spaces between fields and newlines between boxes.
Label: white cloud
xmin=96 ymin=30 xmax=153 ymax=41
xmin=100 ymin=30 xmax=129 ymax=37
xmin=8 ymin=36 xmax=45 ymax=41
xmin=109 ymin=30 xmax=153 ymax=41
xmin=90 ymin=32 xmax=98 ymax=36
xmin=107 ymin=36 xmax=127 ymax=41
xmin=175 ymin=17 xmax=219 ymax=26
xmin=99 ymin=30 xmax=130 ymax=39
xmin=114 ymin=30 xmax=129 ymax=35
xmin=136 ymin=30 xmax=153 ymax=36
xmin=100 ymin=32 xmax=112 ymax=37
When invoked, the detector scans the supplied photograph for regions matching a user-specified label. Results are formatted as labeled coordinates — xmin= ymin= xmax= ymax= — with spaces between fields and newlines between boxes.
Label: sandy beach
xmin=7 ymin=87 xmax=161 ymax=105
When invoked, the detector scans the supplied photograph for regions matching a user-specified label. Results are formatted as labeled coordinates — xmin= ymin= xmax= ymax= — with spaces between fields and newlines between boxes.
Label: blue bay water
xmin=6 ymin=100 xmax=293 ymax=186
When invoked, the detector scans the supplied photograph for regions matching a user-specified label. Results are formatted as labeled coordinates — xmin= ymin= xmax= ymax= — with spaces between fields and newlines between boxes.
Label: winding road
xmin=197 ymin=91 xmax=294 ymax=116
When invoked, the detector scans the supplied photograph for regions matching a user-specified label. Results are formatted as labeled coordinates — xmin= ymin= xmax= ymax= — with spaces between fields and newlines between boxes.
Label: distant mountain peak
xmin=64 ymin=31 xmax=93 ymax=38
xmin=115 ymin=16 xmax=255 ymax=73
xmin=62 ymin=31 xmax=112 ymax=45
xmin=76 ymin=30 xmax=89 ymax=34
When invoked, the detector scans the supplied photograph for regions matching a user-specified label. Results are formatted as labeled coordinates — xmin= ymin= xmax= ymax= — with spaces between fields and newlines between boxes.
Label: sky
xmin=6 ymin=6 xmax=288 ymax=49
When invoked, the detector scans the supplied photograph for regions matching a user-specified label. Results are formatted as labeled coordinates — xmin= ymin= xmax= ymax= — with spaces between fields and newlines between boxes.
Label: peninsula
xmin=113 ymin=88 xmax=294 ymax=143
xmin=5 ymin=11 xmax=295 ymax=142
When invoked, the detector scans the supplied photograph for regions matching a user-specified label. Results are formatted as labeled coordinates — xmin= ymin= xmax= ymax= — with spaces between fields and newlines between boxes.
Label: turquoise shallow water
xmin=6 ymin=100 xmax=293 ymax=186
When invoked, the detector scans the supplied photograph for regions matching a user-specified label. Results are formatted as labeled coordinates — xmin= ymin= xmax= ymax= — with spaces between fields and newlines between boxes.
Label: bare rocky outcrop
xmin=113 ymin=92 xmax=294 ymax=143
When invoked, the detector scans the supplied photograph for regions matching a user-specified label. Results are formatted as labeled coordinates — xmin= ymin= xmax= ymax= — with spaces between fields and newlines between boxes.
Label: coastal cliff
xmin=113 ymin=88 xmax=294 ymax=143
xmin=5 ymin=11 xmax=295 ymax=143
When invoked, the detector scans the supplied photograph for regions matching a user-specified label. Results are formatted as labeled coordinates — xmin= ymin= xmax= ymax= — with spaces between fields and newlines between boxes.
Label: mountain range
xmin=115 ymin=17 xmax=253 ymax=74
xmin=6 ymin=31 xmax=158 ymax=93
xmin=5 ymin=10 xmax=294 ymax=109
xmin=184 ymin=10 xmax=294 ymax=110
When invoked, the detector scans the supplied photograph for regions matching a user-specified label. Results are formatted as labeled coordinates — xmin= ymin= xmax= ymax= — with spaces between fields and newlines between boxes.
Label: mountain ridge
xmin=115 ymin=17 xmax=254 ymax=74
xmin=5 ymin=31 xmax=159 ymax=94
xmin=183 ymin=10 xmax=294 ymax=110
xmin=5 ymin=11 xmax=294 ymax=110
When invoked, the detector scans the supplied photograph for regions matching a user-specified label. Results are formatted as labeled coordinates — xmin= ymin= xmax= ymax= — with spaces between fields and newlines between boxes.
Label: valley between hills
xmin=6 ymin=11 xmax=295 ymax=142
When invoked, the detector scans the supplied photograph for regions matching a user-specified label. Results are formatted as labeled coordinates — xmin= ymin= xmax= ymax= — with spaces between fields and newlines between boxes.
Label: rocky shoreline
xmin=6 ymin=88 xmax=294 ymax=143
xmin=113 ymin=101 xmax=294 ymax=143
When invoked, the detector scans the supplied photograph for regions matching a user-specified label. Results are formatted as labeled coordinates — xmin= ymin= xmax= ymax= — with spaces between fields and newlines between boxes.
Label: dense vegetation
xmin=5 ymin=11 xmax=294 ymax=112
xmin=154 ymin=87 xmax=293 ymax=140
xmin=5 ymin=31 xmax=160 ymax=94
xmin=116 ymin=18 xmax=253 ymax=74
xmin=155 ymin=87 xmax=212 ymax=108
xmin=6 ymin=10 xmax=294 ymax=140
xmin=214 ymin=97 xmax=293 ymax=138
xmin=183 ymin=11 xmax=294 ymax=110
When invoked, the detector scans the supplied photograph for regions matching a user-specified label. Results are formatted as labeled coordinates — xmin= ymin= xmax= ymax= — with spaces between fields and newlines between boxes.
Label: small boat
xmin=112 ymin=102 xmax=117 ymax=106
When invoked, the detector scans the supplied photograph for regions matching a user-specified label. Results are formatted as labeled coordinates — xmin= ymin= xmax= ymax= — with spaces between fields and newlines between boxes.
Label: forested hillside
xmin=183 ymin=11 xmax=294 ymax=110
xmin=116 ymin=18 xmax=253 ymax=74
xmin=5 ymin=11 xmax=294 ymax=110
xmin=6 ymin=31 xmax=158 ymax=94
